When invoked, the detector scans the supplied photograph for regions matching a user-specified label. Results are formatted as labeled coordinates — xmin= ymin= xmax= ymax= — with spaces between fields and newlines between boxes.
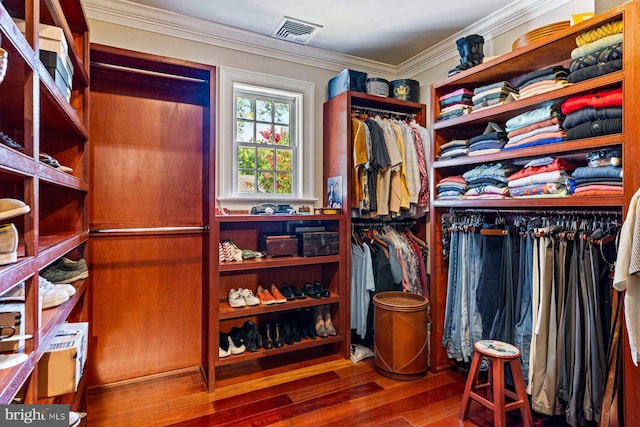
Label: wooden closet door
xmin=88 ymin=61 xmax=207 ymax=386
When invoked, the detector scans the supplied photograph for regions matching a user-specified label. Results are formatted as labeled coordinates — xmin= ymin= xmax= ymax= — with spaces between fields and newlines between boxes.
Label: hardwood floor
xmin=87 ymin=349 xmax=544 ymax=427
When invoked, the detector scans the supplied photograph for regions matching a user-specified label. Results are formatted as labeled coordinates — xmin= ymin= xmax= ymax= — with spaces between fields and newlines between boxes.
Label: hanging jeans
xmin=514 ymin=226 xmax=534 ymax=387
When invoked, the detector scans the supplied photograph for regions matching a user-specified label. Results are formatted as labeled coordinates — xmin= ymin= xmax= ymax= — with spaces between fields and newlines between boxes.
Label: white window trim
xmin=217 ymin=67 xmax=316 ymax=210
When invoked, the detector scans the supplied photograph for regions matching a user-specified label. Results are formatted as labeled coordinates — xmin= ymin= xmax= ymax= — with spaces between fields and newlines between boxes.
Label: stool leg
xmin=492 ymin=359 xmax=506 ymax=427
xmin=510 ymin=359 xmax=533 ymax=427
xmin=459 ymin=352 xmax=483 ymax=420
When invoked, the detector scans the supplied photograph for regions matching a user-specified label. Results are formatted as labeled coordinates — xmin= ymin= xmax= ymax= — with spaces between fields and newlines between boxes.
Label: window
xmin=218 ymin=68 xmax=315 ymax=206
xmin=235 ymin=87 xmax=295 ymax=195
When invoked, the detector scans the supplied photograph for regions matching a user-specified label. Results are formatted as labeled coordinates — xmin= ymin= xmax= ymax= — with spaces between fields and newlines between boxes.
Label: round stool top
xmin=474 ymin=340 xmax=520 ymax=359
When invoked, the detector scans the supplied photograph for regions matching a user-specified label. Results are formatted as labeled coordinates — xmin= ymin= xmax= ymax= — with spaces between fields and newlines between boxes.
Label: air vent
xmin=271 ymin=17 xmax=322 ymax=45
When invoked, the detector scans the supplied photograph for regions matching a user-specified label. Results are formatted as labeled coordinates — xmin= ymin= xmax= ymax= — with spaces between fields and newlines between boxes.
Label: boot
xmin=448 ymin=34 xmax=484 ymax=77
xmin=263 ymin=323 xmax=274 ymax=349
xmin=273 ymin=323 xmax=284 ymax=348
xmin=323 ymin=305 xmax=337 ymax=336
xmin=315 ymin=306 xmax=328 ymax=338
xmin=304 ymin=307 xmax=317 ymax=339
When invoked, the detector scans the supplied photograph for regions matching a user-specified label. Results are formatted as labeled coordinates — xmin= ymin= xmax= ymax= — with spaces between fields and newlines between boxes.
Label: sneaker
xmin=0 ymin=131 xmax=24 ymax=152
xmin=228 ymin=327 xmax=246 ymax=354
xmin=227 ymin=288 xmax=246 ymax=308
xmin=38 ymin=276 xmax=69 ymax=309
xmin=270 ymin=284 xmax=287 ymax=304
xmin=39 ymin=276 xmax=76 ymax=297
xmin=0 ymin=223 xmax=18 ymax=266
xmin=256 ymin=285 xmax=276 ymax=305
xmin=239 ymin=288 xmax=260 ymax=306
xmin=0 ymin=199 xmax=30 ymax=221
xmin=40 ymin=258 xmax=89 ymax=284
xmin=219 ymin=332 xmax=231 ymax=358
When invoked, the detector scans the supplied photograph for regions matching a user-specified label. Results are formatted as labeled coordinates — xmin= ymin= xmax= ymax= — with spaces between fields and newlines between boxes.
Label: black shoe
xmin=304 ymin=308 xmax=317 ymax=339
xmin=282 ymin=323 xmax=294 ymax=345
xmin=219 ymin=332 xmax=231 ymax=357
xmin=273 ymin=323 xmax=284 ymax=348
xmin=280 ymin=284 xmax=296 ymax=301
xmin=241 ymin=321 xmax=259 ymax=352
xmin=314 ymin=281 xmax=330 ymax=297
xmin=305 ymin=282 xmax=322 ymax=299
xmin=290 ymin=283 xmax=307 ymax=299
xmin=229 ymin=327 xmax=245 ymax=348
xmin=263 ymin=323 xmax=274 ymax=349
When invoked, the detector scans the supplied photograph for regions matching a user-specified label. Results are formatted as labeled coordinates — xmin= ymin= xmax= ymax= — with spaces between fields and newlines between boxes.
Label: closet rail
xmin=351 ymin=105 xmax=416 ymax=121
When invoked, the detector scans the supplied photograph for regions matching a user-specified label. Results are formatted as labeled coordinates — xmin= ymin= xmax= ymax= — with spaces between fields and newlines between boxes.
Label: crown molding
xmin=84 ymin=0 xmax=572 ymax=80
xmin=83 ymin=0 xmax=397 ymax=78
xmin=398 ymin=0 xmax=572 ymax=77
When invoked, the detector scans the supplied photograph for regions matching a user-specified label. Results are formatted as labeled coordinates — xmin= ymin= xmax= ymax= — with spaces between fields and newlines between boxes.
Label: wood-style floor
xmin=87 ymin=350 xmax=539 ymax=427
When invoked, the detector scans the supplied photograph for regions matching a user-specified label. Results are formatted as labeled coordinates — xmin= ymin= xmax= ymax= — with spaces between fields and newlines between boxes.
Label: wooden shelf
xmin=215 ymin=335 xmax=343 ymax=366
xmin=219 ymin=255 xmax=340 ymax=272
xmin=219 ymin=294 xmax=341 ymax=320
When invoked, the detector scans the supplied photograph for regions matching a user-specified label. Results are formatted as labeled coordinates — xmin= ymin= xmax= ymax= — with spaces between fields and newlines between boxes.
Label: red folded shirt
xmin=561 ymin=87 xmax=622 ymax=115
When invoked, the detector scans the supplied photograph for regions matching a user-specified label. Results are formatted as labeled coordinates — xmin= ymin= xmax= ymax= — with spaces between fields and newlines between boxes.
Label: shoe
xmin=40 ymin=276 xmax=76 ymax=297
xmin=304 ymin=282 xmax=322 ymax=299
xmin=227 ymin=288 xmax=246 ymax=308
xmin=57 ymin=256 xmax=88 ymax=271
xmin=39 ymin=153 xmax=73 ymax=173
xmin=40 ymin=258 xmax=89 ymax=284
xmin=0 ymin=131 xmax=24 ymax=152
xmin=282 ymin=323 xmax=294 ymax=345
xmin=239 ymin=288 xmax=260 ymax=306
xmin=38 ymin=276 xmax=70 ymax=309
xmin=228 ymin=327 xmax=246 ymax=354
xmin=270 ymin=284 xmax=287 ymax=304
xmin=0 ymin=223 xmax=18 ymax=266
xmin=273 ymin=323 xmax=284 ymax=348
xmin=220 ymin=240 xmax=233 ymax=262
xmin=262 ymin=323 xmax=274 ymax=349
xmin=218 ymin=242 xmax=226 ymax=262
xmin=256 ymin=285 xmax=276 ymax=305
xmin=290 ymin=284 xmax=307 ymax=299
xmin=0 ymin=199 xmax=30 ymax=221
xmin=219 ymin=333 xmax=231 ymax=358
xmin=314 ymin=306 xmax=328 ymax=338
xmin=323 ymin=305 xmax=337 ymax=336
xmin=314 ymin=281 xmax=330 ymax=297
xmin=279 ymin=284 xmax=295 ymax=301
xmin=304 ymin=307 xmax=317 ymax=339
xmin=241 ymin=321 xmax=259 ymax=352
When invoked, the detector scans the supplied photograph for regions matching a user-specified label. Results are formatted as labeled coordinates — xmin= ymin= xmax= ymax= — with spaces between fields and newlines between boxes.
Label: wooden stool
xmin=459 ymin=340 xmax=533 ymax=427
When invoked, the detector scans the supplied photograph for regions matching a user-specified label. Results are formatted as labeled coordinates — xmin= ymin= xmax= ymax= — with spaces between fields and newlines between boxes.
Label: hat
xmin=0 ymin=198 xmax=30 ymax=221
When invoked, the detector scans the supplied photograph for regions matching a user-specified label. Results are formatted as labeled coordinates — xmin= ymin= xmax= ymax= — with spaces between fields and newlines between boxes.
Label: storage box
xmin=14 ymin=19 xmax=69 ymax=59
xmin=328 ymin=68 xmax=367 ymax=99
xmin=298 ymin=231 xmax=340 ymax=257
xmin=38 ymin=322 xmax=88 ymax=398
xmin=0 ymin=302 xmax=25 ymax=353
xmin=259 ymin=235 xmax=299 ymax=258
xmin=40 ymin=50 xmax=72 ymax=101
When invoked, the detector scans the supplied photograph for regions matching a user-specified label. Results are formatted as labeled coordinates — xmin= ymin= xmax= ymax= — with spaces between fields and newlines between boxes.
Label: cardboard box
xmin=13 ymin=19 xmax=73 ymax=79
xmin=38 ymin=322 xmax=88 ymax=398
xmin=40 ymin=50 xmax=72 ymax=100
xmin=0 ymin=302 xmax=25 ymax=353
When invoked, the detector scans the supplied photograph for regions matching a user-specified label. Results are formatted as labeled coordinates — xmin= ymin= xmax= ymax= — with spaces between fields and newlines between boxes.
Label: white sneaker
xmin=227 ymin=288 xmax=246 ymax=308
xmin=38 ymin=276 xmax=69 ymax=309
xmin=228 ymin=335 xmax=245 ymax=354
xmin=239 ymin=288 xmax=260 ymax=306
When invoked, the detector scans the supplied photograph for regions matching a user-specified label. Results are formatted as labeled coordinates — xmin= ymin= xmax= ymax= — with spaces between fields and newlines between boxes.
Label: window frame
xmin=218 ymin=67 xmax=315 ymax=207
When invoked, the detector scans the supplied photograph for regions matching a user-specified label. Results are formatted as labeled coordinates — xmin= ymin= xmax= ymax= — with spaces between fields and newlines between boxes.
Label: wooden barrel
xmin=373 ymin=291 xmax=429 ymax=380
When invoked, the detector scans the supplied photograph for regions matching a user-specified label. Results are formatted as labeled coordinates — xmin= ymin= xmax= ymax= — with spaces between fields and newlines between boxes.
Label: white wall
xmin=88 ymin=0 xmax=594 ymax=208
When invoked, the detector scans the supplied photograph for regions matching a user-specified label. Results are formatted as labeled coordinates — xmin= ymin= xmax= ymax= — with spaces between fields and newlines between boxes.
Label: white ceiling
xmin=94 ymin=0 xmax=514 ymax=66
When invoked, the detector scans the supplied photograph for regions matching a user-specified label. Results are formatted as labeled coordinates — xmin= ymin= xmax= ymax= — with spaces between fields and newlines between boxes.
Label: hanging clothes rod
xmin=90 ymin=226 xmax=209 ymax=234
xmin=351 ymin=105 xmax=416 ymax=120
xmin=351 ymin=220 xmax=416 ymax=229
xmin=448 ymin=208 xmax=621 ymax=217
xmin=91 ymin=62 xmax=209 ymax=83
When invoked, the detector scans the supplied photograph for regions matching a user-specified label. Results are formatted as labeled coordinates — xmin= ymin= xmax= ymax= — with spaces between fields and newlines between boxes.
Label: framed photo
xmin=326 ymin=176 xmax=342 ymax=208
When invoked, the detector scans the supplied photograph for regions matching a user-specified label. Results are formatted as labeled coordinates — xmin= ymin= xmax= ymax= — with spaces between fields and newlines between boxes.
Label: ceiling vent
xmin=271 ymin=17 xmax=322 ymax=45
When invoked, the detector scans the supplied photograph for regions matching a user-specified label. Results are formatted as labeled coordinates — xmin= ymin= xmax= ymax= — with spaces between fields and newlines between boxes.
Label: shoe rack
xmin=0 ymin=0 xmax=90 ymax=407
xmin=204 ymin=214 xmax=348 ymax=389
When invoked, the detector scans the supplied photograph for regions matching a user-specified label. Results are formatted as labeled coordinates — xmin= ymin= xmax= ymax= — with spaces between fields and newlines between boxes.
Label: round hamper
xmin=373 ymin=291 xmax=429 ymax=380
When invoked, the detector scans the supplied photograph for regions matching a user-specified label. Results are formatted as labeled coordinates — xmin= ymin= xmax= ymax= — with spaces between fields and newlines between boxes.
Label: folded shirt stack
xmin=503 ymin=105 xmax=565 ymax=151
xmin=462 ymin=162 xmax=518 ymax=200
xmin=571 ymin=148 xmax=623 ymax=197
xmin=435 ymin=175 xmax=468 ymax=199
xmin=438 ymin=139 xmax=469 ymax=159
xmin=507 ymin=157 xmax=576 ymax=198
xmin=512 ymin=65 xmax=570 ymax=99
xmin=471 ymin=81 xmax=519 ymax=112
xmin=437 ymin=88 xmax=473 ymax=121
xmin=561 ymin=87 xmax=623 ymax=140
xmin=569 ymin=20 xmax=623 ymax=84
xmin=468 ymin=122 xmax=507 ymax=156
